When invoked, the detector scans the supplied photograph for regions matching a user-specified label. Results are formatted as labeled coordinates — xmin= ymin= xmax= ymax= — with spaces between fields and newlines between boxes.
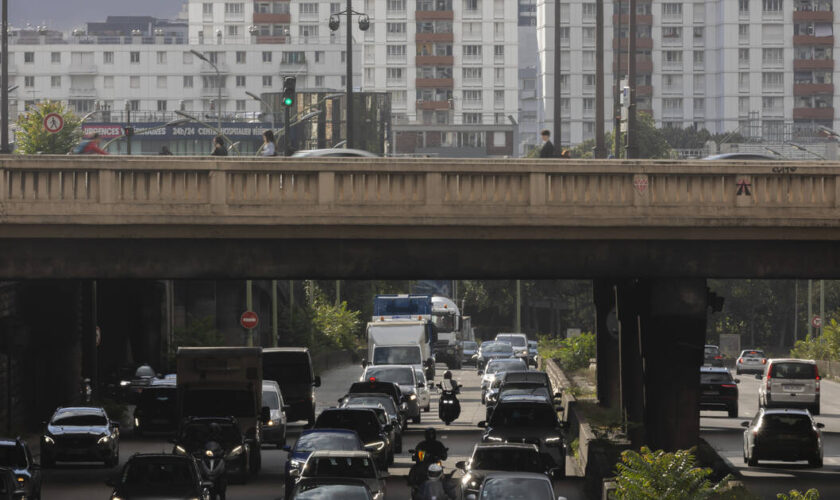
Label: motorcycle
xmin=436 ymin=382 xmax=461 ymax=425
xmin=196 ymin=441 xmax=227 ymax=500
xmin=408 ymin=447 xmax=448 ymax=492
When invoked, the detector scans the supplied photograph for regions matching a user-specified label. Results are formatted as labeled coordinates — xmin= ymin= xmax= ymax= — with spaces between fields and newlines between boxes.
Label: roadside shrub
xmin=777 ymin=490 xmax=820 ymax=500
xmin=611 ymin=446 xmax=731 ymax=500
xmin=539 ymin=332 xmax=596 ymax=371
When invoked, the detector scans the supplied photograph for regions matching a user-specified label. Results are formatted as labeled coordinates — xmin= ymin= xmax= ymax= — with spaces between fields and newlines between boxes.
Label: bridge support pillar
xmin=594 ymin=280 xmax=619 ymax=409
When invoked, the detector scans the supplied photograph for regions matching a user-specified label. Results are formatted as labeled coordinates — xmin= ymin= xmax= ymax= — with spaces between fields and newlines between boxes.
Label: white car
xmin=413 ymin=367 xmax=431 ymax=413
xmin=495 ymin=333 xmax=529 ymax=363
xmin=361 ymin=365 xmax=422 ymax=423
xmin=757 ymin=358 xmax=820 ymax=415
xmin=481 ymin=358 xmax=528 ymax=404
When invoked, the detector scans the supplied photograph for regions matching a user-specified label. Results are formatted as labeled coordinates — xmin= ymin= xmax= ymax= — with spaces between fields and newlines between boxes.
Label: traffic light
xmin=282 ymin=76 xmax=296 ymax=107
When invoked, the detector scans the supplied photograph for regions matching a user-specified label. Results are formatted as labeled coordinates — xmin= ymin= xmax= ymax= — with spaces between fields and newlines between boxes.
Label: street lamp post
xmin=1 ymin=0 xmax=9 ymax=153
xmin=190 ymin=49 xmax=222 ymax=133
xmin=246 ymin=91 xmax=275 ymax=130
xmin=329 ymin=3 xmax=370 ymax=150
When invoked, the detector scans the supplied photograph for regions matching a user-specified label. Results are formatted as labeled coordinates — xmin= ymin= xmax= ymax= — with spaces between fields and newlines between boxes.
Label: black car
xmin=456 ymin=443 xmax=548 ymax=498
xmin=173 ymin=417 xmax=249 ymax=483
xmin=704 ymin=345 xmax=725 ymax=367
xmin=0 ymin=467 xmax=23 ymax=500
xmin=485 ymin=374 xmax=558 ymax=422
xmin=107 ymin=454 xmax=211 ymax=500
xmin=290 ymin=477 xmax=374 ymax=499
xmin=346 ymin=381 xmax=407 ymax=428
xmin=0 ymin=437 xmax=41 ymax=500
xmin=41 ymin=407 xmax=120 ymax=467
xmin=133 ymin=380 xmax=177 ymax=436
xmin=700 ymin=367 xmax=740 ymax=417
xmin=314 ymin=408 xmax=393 ymax=471
xmin=742 ymin=408 xmax=824 ymax=467
xmin=475 ymin=342 xmax=516 ymax=373
xmin=340 ymin=393 xmax=404 ymax=453
xmin=478 ymin=394 xmax=566 ymax=478
xmin=263 ymin=348 xmax=322 ymax=426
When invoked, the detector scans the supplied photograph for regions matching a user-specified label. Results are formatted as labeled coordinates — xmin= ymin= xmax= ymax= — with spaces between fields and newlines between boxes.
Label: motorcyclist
xmin=440 ymin=371 xmax=460 ymax=394
xmin=413 ymin=463 xmax=457 ymax=500
xmin=409 ymin=428 xmax=448 ymax=488
xmin=201 ymin=423 xmax=227 ymax=500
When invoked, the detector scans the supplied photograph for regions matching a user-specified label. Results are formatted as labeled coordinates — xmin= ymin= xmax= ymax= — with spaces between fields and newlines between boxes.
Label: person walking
xmin=159 ymin=145 xmax=173 ymax=155
xmin=73 ymin=133 xmax=108 ymax=155
xmin=539 ymin=129 xmax=555 ymax=158
xmin=210 ymin=135 xmax=227 ymax=156
xmin=260 ymin=130 xmax=276 ymax=156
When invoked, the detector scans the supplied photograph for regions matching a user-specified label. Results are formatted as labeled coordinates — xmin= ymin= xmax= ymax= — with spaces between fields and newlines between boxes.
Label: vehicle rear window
xmin=483 ymin=343 xmax=514 ymax=354
xmin=704 ymin=347 xmax=720 ymax=355
xmin=344 ymin=397 xmax=397 ymax=415
xmin=183 ymin=390 xmax=255 ymax=417
xmin=481 ymin=477 xmax=553 ymax=499
xmin=295 ymin=484 xmax=370 ymax=499
xmin=295 ymin=433 xmax=361 ymax=453
xmin=700 ymin=372 xmax=734 ymax=384
xmin=315 ymin=412 xmax=380 ymax=440
xmin=123 ymin=460 xmax=193 ymax=487
xmin=487 ymin=360 xmax=526 ymax=374
xmin=770 ymin=362 xmax=817 ymax=379
xmin=489 ymin=404 xmax=557 ymax=428
xmin=178 ymin=422 xmax=241 ymax=449
xmin=742 ymin=351 xmax=765 ymax=358
xmin=303 ymin=456 xmax=376 ymax=478
xmin=373 ymin=346 xmax=422 ymax=366
xmin=262 ymin=390 xmax=280 ymax=409
xmin=463 ymin=342 xmax=477 ymax=349
xmin=365 ymin=367 xmax=413 ymax=386
xmin=497 ymin=335 xmax=526 ymax=347
xmin=762 ymin=414 xmax=813 ymax=432
xmin=472 ymin=447 xmax=544 ymax=472
xmin=0 ymin=444 xmax=27 ymax=468
xmin=52 ymin=412 xmax=108 ymax=426
xmin=264 ymin=358 xmax=312 ymax=384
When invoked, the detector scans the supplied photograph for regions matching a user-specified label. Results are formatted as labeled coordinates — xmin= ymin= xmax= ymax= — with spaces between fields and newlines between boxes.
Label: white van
xmin=495 ymin=333 xmax=529 ymax=363
xmin=758 ymin=359 xmax=820 ymax=415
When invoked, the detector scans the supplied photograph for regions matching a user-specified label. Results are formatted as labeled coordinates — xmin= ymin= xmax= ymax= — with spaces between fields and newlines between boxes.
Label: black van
xmin=263 ymin=348 xmax=321 ymax=425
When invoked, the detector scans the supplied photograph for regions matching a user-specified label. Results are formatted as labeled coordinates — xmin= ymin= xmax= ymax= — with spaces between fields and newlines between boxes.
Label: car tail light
xmin=761 ymin=358 xmax=767 ymax=364
xmin=738 ymin=358 xmax=743 ymax=364
xmin=714 ymin=355 xmax=723 ymax=360
xmin=766 ymin=369 xmax=771 ymax=391
xmin=721 ymin=384 xmax=737 ymax=388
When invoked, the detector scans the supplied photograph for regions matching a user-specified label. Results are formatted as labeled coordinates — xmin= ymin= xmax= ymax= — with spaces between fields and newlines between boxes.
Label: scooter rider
xmin=410 ymin=428 xmax=448 ymax=488
xmin=441 ymin=371 xmax=460 ymax=393
xmin=201 ymin=423 xmax=227 ymax=500
xmin=413 ymin=463 xmax=457 ymax=500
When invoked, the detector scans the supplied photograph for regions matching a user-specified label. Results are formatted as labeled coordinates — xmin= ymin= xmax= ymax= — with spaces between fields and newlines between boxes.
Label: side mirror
xmin=553 ymin=392 xmax=563 ymax=399
xmin=740 ymin=421 xmax=750 ymax=428
xmin=313 ymin=376 xmax=322 ymax=388
xmin=260 ymin=406 xmax=271 ymax=424
xmin=754 ymin=374 xmax=763 ymax=380
xmin=282 ymin=444 xmax=292 ymax=452
xmin=734 ymin=379 xmax=741 ymax=384
xmin=361 ymin=359 xmax=369 ymax=368
xmin=477 ymin=421 xmax=486 ymax=428
xmin=455 ymin=460 xmax=466 ymax=470
xmin=417 ymin=382 xmax=425 ymax=388
xmin=817 ymin=423 xmax=825 ymax=429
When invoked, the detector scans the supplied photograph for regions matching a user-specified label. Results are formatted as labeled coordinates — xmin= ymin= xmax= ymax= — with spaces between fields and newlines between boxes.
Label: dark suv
xmin=478 ymin=394 xmax=566 ymax=478
xmin=314 ymin=408 xmax=393 ymax=472
xmin=107 ymin=454 xmax=211 ymax=500
xmin=133 ymin=379 xmax=177 ymax=435
xmin=41 ymin=407 xmax=120 ymax=468
xmin=485 ymin=371 xmax=560 ymax=422
xmin=0 ymin=437 xmax=41 ymax=500
xmin=700 ymin=367 xmax=740 ymax=417
xmin=263 ymin=348 xmax=322 ymax=426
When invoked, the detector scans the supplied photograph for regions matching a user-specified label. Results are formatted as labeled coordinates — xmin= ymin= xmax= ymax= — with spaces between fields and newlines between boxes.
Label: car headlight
xmin=112 ymin=496 xmax=125 ymax=500
xmin=119 ymin=381 xmax=130 ymax=387
xmin=205 ymin=449 xmax=215 ymax=457
xmin=174 ymin=445 xmax=187 ymax=455
xmin=98 ymin=435 xmax=111 ymax=445
xmin=290 ymin=459 xmax=305 ymax=469
xmin=227 ymin=445 xmax=244 ymax=458
xmin=365 ymin=441 xmax=385 ymax=452
xmin=134 ymin=418 xmax=140 ymax=428
xmin=409 ymin=394 xmax=417 ymax=401
xmin=267 ymin=419 xmax=275 ymax=427
xmin=545 ymin=437 xmax=562 ymax=446
xmin=43 ymin=436 xmax=54 ymax=445
xmin=486 ymin=436 xmax=503 ymax=442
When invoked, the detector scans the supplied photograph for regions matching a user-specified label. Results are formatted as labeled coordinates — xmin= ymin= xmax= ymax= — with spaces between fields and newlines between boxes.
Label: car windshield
xmin=762 ymin=414 xmax=814 ymax=433
xmin=742 ymin=351 xmax=765 ymax=358
xmin=52 ymin=411 xmax=107 ymax=426
xmin=373 ymin=346 xmax=422 ymax=366
xmin=365 ymin=367 xmax=413 ymax=386
xmin=264 ymin=355 xmax=312 ymax=384
xmin=263 ymin=390 xmax=281 ymax=409
xmin=139 ymin=388 xmax=175 ymax=406
xmin=182 ymin=390 xmax=254 ymax=417
xmin=472 ymin=448 xmax=543 ymax=472
xmin=122 ymin=459 xmax=194 ymax=488
xmin=704 ymin=347 xmax=720 ymax=356
xmin=295 ymin=432 xmax=361 ymax=453
xmin=480 ymin=477 xmax=553 ymax=499
xmin=483 ymin=344 xmax=514 ymax=354
xmin=487 ymin=361 xmax=525 ymax=374
xmin=500 ymin=387 xmax=550 ymax=400
xmin=770 ymin=362 xmax=817 ymax=379
xmin=315 ymin=412 xmax=380 ymax=441
xmin=700 ymin=372 xmax=733 ymax=384
xmin=489 ymin=404 xmax=557 ymax=428
xmin=497 ymin=336 xmax=526 ymax=347
xmin=295 ymin=484 xmax=371 ymax=499
xmin=0 ymin=444 xmax=27 ymax=468
xmin=433 ymin=313 xmax=456 ymax=333
xmin=177 ymin=422 xmax=241 ymax=449
xmin=414 ymin=369 xmax=426 ymax=383
xmin=303 ymin=456 xmax=377 ymax=478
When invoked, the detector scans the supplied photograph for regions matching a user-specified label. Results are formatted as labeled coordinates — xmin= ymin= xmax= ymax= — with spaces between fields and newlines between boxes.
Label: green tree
xmin=310 ymin=289 xmax=362 ymax=351
xmin=15 ymin=100 xmax=82 ymax=154
xmin=612 ymin=446 xmax=731 ymax=500
xmin=777 ymin=490 xmax=820 ymax=500
xmin=633 ymin=112 xmax=673 ymax=159
xmin=539 ymin=332 xmax=596 ymax=371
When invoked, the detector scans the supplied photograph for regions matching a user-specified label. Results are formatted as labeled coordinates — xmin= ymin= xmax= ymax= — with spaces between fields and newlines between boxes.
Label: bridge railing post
xmin=0 ymin=163 xmax=5 ymax=203
xmin=209 ymin=169 xmax=227 ymax=207
xmin=426 ymin=172 xmax=443 ymax=205
xmin=529 ymin=172 xmax=546 ymax=206
xmin=98 ymin=169 xmax=115 ymax=204
xmin=318 ymin=171 xmax=335 ymax=206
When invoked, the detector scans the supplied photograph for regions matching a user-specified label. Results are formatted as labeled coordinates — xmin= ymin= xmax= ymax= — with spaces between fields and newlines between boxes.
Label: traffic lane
xmin=701 ymin=371 xmax=840 ymax=499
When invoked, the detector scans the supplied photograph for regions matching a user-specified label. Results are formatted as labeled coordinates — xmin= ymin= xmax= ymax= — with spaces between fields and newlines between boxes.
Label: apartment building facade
xmin=537 ymin=0 xmax=837 ymax=148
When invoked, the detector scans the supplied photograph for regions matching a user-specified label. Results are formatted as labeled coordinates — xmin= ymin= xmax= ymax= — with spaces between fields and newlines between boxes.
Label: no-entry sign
xmin=44 ymin=113 xmax=64 ymax=133
xmin=812 ymin=315 xmax=823 ymax=329
xmin=240 ymin=311 xmax=259 ymax=329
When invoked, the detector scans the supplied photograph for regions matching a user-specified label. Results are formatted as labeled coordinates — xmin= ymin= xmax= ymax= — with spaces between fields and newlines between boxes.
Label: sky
xmin=12 ymin=0 xmax=186 ymax=31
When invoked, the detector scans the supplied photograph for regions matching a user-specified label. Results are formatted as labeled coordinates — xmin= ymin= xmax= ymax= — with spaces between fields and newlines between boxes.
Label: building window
xmin=51 ymin=52 xmax=61 ymax=63
xmin=130 ymin=76 xmax=140 ymax=88
xmin=331 ymin=2 xmax=341 ymax=13
xmin=236 ymin=51 xmax=246 ymax=63
xmin=157 ymin=51 xmax=166 ymax=64
xmin=315 ymin=75 xmax=325 ymax=87
xmin=203 ymin=2 xmax=213 ymax=15
xmin=157 ymin=100 xmax=167 ymax=112
xmin=128 ymin=100 xmax=140 ymax=112
xmin=24 ymin=52 xmax=34 ymax=63
xmin=225 ymin=2 xmax=244 ymax=14
xmin=24 ymin=76 xmax=34 ymax=87
xmin=49 ymin=76 xmax=61 ymax=88
xmin=463 ymin=112 xmax=482 ymax=124
xmin=130 ymin=51 xmax=140 ymax=63
xmin=387 ymin=0 xmax=406 ymax=12
xmin=739 ymin=48 xmax=750 ymax=65
xmin=387 ymin=68 xmax=404 ymax=82
xmin=693 ymin=98 xmax=704 ymax=112
xmin=662 ymin=3 xmax=682 ymax=17
xmin=582 ymin=3 xmax=596 ymax=19
xmin=157 ymin=76 xmax=167 ymax=88
xmin=739 ymin=24 xmax=749 ymax=41
xmin=262 ymin=51 xmax=272 ymax=63
xmin=464 ymin=90 xmax=482 ymax=102
xmin=693 ymin=50 xmax=705 ymax=66
xmin=281 ymin=51 xmax=306 ymax=64
xmin=583 ymin=98 xmax=595 ymax=112
xmin=299 ymin=24 xmax=319 ymax=38
xmin=464 ymin=0 xmax=479 ymax=12
xmin=236 ymin=99 xmax=246 ymax=111
xmin=263 ymin=75 xmax=273 ymax=87
xmin=183 ymin=76 xmax=194 ymax=88
xmin=314 ymin=51 xmax=325 ymax=62
xmin=463 ymin=67 xmax=482 ymax=80
xmin=103 ymin=51 xmax=114 ymax=64
xmin=235 ymin=75 xmax=246 ymax=87
xmin=463 ymin=45 xmax=482 ymax=58
xmin=739 ymin=0 xmax=749 ymax=13
xmin=387 ymin=22 xmax=406 ymax=35
xmin=762 ymin=72 xmax=784 ymax=89
xmin=391 ymin=90 xmax=406 ymax=104
xmin=663 ymin=98 xmax=683 ymax=110
xmin=763 ymin=48 xmax=784 ymax=64
xmin=762 ymin=0 xmax=782 ymax=12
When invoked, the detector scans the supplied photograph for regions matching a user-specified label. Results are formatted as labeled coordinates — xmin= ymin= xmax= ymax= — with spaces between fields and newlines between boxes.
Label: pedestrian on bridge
xmin=539 ymin=130 xmax=555 ymax=158
xmin=210 ymin=135 xmax=228 ymax=156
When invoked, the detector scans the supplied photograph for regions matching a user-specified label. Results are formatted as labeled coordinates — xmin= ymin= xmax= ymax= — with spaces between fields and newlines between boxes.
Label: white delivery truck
xmin=366 ymin=320 xmax=436 ymax=379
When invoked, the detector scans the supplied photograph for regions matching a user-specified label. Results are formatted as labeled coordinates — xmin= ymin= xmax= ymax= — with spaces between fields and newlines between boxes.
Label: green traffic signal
xmin=283 ymin=97 xmax=293 ymax=106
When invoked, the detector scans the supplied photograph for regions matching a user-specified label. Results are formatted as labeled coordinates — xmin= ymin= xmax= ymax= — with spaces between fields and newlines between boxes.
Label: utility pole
xmin=614 ymin=0 xmax=622 ymax=158
xmin=515 ymin=280 xmax=522 ymax=332
xmin=0 ymin=0 xmax=9 ymax=153
xmin=246 ymin=280 xmax=254 ymax=347
xmin=124 ymin=101 xmax=132 ymax=155
xmin=346 ymin=0 xmax=354 ymax=149
xmin=552 ymin=0 xmax=562 ymax=153
xmin=820 ymin=279 xmax=825 ymax=337
xmin=808 ymin=279 xmax=813 ymax=338
xmin=794 ymin=280 xmax=799 ymax=342
xmin=625 ymin=0 xmax=638 ymax=158
xmin=271 ymin=280 xmax=278 ymax=347
xmin=593 ymin=0 xmax=606 ymax=158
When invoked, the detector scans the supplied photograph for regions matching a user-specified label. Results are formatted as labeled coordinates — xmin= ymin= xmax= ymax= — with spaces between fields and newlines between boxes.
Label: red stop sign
xmin=240 ymin=311 xmax=259 ymax=329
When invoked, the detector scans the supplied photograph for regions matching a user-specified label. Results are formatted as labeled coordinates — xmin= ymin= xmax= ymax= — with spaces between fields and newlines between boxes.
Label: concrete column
xmin=641 ymin=278 xmax=707 ymax=451
xmin=594 ymin=280 xmax=619 ymax=409
xmin=616 ymin=280 xmax=647 ymax=448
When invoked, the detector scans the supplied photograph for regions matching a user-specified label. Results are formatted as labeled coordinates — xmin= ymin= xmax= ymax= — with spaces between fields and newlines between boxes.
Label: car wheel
xmin=388 ymin=449 xmax=395 ymax=466
xmin=809 ymin=455 xmax=823 ymax=468
xmin=747 ymin=449 xmax=758 ymax=467
xmin=728 ymin=404 xmax=738 ymax=418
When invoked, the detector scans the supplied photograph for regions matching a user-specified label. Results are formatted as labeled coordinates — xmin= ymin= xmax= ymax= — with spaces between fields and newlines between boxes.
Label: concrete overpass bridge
xmin=3 ymin=156 xmax=840 ymax=451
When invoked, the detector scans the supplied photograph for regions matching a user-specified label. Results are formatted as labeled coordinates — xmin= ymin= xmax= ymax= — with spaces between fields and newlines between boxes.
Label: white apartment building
xmin=360 ymin=0 xmax=519 ymax=156
xmin=537 ymin=0 xmax=837 ymax=148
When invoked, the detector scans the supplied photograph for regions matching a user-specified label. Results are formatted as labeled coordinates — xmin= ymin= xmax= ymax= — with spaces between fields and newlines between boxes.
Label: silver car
xmin=261 ymin=380 xmax=288 ymax=446
xmin=481 ymin=358 xmax=528 ymax=404
xmin=757 ymin=359 xmax=820 ymax=414
xmin=361 ymin=365 xmax=422 ymax=424
xmin=413 ymin=367 xmax=432 ymax=413
xmin=467 ymin=471 xmax=566 ymax=500
xmin=294 ymin=450 xmax=387 ymax=500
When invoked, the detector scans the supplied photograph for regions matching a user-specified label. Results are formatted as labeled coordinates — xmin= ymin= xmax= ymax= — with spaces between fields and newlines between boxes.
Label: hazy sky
xmin=12 ymin=0 xmax=186 ymax=31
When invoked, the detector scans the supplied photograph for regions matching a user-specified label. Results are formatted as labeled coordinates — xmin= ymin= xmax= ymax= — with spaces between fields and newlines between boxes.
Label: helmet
xmin=427 ymin=463 xmax=443 ymax=479
xmin=424 ymin=427 xmax=436 ymax=441
xmin=443 ymin=370 xmax=452 ymax=380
